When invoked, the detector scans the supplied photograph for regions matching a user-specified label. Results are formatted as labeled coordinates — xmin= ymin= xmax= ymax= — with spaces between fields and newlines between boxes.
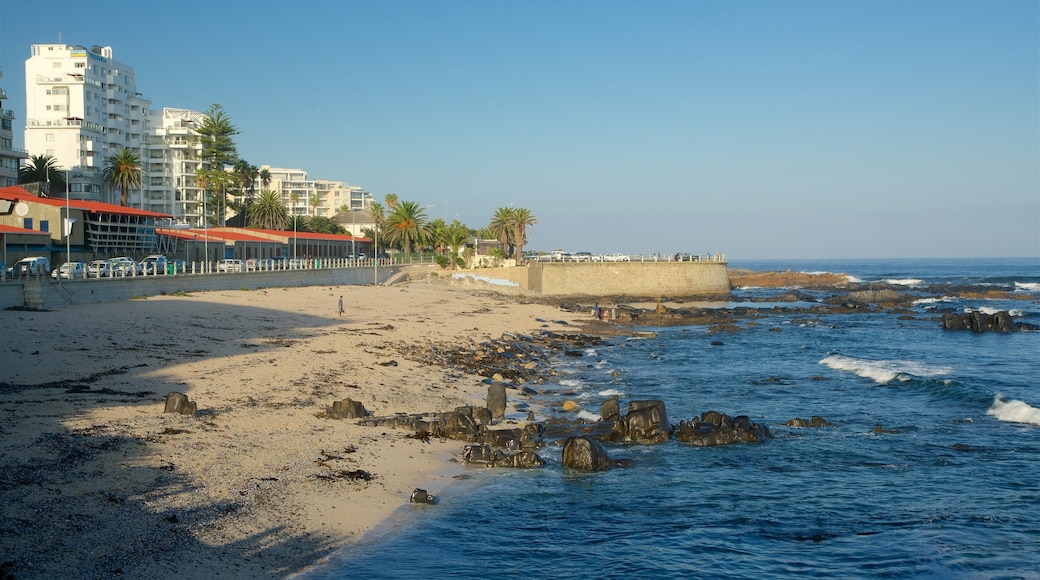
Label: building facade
xmin=254 ymin=166 xmax=372 ymax=220
xmin=24 ymin=44 xmax=150 ymax=203
xmin=0 ymin=66 xmax=28 ymax=187
xmin=144 ymin=107 xmax=205 ymax=225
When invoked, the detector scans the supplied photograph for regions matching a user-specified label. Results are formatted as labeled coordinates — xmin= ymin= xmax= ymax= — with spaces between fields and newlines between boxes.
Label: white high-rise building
xmin=0 ymin=66 xmax=28 ymax=187
xmin=255 ymin=166 xmax=371 ymax=220
xmin=144 ymin=107 xmax=205 ymax=225
xmin=24 ymin=44 xmax=150 ymax=203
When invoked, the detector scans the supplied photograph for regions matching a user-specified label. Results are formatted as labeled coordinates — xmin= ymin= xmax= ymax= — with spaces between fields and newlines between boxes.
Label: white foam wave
xmin=598 ymin=388 xmax=626 ymax=397
xmin=819 ymin=354 xmax=952 ymax=384
xmin=583 ymin=348 xmax=598 ymax=357
xmin=846 ymin=275 xmax=863 ymax=284
xmin=987 ymin=395 xmax=1040 ymax=427
xmin=913 ymin=296 xmax=956 ymax=305
xmin=883 ymin=278 xmax=925 ymax=286
xmin=966 ymin=307 xmax=1023 ymax=316
xmin=576 ymin=410 xmax=601 ymax=422
xmin=557 ymin=379 xmax=583 ymax=388
xmin=1015 ymin=282 xmax=1040 ymax=292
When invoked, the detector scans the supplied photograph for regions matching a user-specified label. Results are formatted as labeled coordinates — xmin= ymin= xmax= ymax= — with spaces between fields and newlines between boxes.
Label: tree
xmin=259 ymin=168 xmax=271 ymax=190
xmin=384 ymin=193 xmax=398 ymax=210
xmin=286 ymin=214 xmax=308 ymax=232
xmin=196 ymin=104 xmax=239 ymax=226
xmin=18 ymin=154 xmax=65 ymax=197
xmin=444 ymin=220 xmax=472 ymax=269
xmin=102 ymin=148 xmax=145 ymax=207
xmin=248 ymin=190 xmax=287 ymax=230
xmin=384 ymin=200 xmax=430 ymax=255
xmin=307 ymin=216 xmax=344 ymax=234
xmin=509 ymin=207 xmax=537 ymax=262
xmin=309 ymin=193 xmax=319 ymax=216
xmin=488 ymin=206 xmax=514 ymax=256
xmin=233 ymin=160 xmax=259 ymax=225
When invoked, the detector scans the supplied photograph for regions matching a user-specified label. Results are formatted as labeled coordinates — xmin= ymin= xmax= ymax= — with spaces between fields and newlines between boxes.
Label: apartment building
xmin=254 ymin=166 xmax=372 ymax=219
xmin=24 ymin=44 xmax=150 ymax=203
xmin=0 ymin=66 xmax=29 ymax=187
xmin=144 ymin=107 xmax=205 ymax=225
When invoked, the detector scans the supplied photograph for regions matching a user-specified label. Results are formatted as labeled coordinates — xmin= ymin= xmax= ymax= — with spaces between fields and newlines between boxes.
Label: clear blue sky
xmin=2 ymin=1 xmax=1037 ymax=259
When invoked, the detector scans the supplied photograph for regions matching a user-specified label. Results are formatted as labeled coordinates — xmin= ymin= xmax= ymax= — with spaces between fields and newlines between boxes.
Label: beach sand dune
xmin=0 ymin=281 xmax=583 ymax=579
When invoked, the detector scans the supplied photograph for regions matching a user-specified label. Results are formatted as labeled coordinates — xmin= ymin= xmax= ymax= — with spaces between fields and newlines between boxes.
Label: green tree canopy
xmin=102 ymin=148 xmax=145 ymax=207
xmin=248 ymin=189 xmax=287 ymax=230
xmin=384 ymin=200 xmax=430 ymax=255
xmin=18 ymin=154 xmax=65 ymax=196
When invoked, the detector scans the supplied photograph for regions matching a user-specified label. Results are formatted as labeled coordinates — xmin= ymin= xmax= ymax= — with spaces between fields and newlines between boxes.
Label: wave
xmin=965 ymin=307 xmax=1023 ymax=316
xmin=883 ymin=278 xmax=925 ymax=287
xmin=987 ymin=395 xmax=1040 ymax=427
xmin=819 ymin=354 xmax=952 ymax=384
xmin=913 ymin=296 xmax=956 ymax=305
xmin=1015 ymin=282 xmax=1040 ymax=293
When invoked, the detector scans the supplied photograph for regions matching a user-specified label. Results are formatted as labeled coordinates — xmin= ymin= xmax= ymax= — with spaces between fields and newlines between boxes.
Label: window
xmin=46 ymin=133 xmax=55 ymax=142
xmin=23 ymin=218 xmax=32 ymax=230
xmin=40 ymin=220 xmax=49 ymax=233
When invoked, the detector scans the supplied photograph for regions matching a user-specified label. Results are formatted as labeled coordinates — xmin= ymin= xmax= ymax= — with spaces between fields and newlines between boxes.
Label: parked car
xmin=139 ymin=255 xmax=169 ymax=275
xmin=108 ymin=257 xmax=139 ymax=276
xmin=570 ymin=252 xmax=593 ymax=262
xmin=12 ymin=256 xmax=51 ymax=278
xmin=169 ymin=260 xmax=186 ymax=274
xmin=602 ymin=253 xmax=631 ymax=262
xmin=51 ymin=261 xmax=87 ymax=279
xmin=87 ymin=259 xmax=111 ymax=278
xmin=216 ymin=259 xmax=243 ymax=272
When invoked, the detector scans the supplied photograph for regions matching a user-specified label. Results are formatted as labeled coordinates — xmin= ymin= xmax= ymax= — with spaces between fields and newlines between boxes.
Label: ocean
xmin=303 ymin=257 xmax=1040 ymax=579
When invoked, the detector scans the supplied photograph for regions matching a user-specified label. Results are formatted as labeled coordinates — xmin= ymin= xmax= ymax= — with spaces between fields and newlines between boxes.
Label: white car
xmin=52 ymin=261 xmax=87 ymax=279
xmin=217 ymin=259 xmax=243 ymax=272
xmin=108 ymin=257 xmax=139 ymax=276
xmin=87 ymin=260 xmax=111 ymax=277
xmin=602 ymin=253 xmax=631 ymax=262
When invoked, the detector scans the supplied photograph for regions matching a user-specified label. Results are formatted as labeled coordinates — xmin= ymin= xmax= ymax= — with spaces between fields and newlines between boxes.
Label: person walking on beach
xmin=338 ymin=295 xmax=344 ymax=318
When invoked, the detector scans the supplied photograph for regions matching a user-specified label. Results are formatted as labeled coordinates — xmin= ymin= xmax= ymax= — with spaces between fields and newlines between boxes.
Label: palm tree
xmin=384 ymin=193 xmax=399 ymax=210
xmin=248 ymin=190 xmax=287 ymax=230
xmin=18 ymin=154 xmax=66 ymax=197
xmin=384 ymin=200 xmax=430 ymax=255
xmin=509 ymin=207 xmax=537 ymax=262
xmin=488 ymin=206 xmax=514 ymax=257
xmin=368 ymin=202 xmax=385 ymax=255
xmin=259 ymin=168 xmax=271 ymax=190
xmin=309 ymin=193 xmax=319 ymax=216
xmin=102 ymin=148 xmax=145 ymax=207
xmin=444 ymin=220 xmax=471 ymax=269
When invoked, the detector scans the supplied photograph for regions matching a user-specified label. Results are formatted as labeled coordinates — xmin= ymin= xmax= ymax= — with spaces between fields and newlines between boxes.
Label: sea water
xmin=305 ymin=257 xmax=1040 ymax=579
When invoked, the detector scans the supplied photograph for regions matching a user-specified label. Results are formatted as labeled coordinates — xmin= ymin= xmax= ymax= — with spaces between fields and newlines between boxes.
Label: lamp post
xmin=351 ymin=210 xmax=356 ymax=260
xmin=373 ymin=224 xmax=378 ymax=286
xmin=65 ymin=170 xmax=70 ymax=265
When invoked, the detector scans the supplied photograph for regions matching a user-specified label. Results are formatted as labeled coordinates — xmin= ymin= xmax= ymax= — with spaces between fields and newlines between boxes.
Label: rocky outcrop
xmin=487 ymin=383 xmax=507 ymax=422
xmin=940 ymin=310 xmax=1033 ymax=332
xmin=561 ymin=436 xmax=614 ymax=471
xmin=784 ymin=416 xmax=833 ymax=428
xmin=462 ymin=445 xmax=546 ymax=468
xmin=672 ymin=411 xmax=772 ymax=446
xmin=609 ymin=399 xmax=670 ymax=443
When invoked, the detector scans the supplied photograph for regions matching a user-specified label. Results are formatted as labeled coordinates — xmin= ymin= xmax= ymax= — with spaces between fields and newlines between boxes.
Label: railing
xmin=528 ymin=253 xmax=727 ymax=263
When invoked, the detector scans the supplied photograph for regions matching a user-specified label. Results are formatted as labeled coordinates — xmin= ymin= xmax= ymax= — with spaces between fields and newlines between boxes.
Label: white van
xmin=13 ymin=257 xmax=51 ymax=278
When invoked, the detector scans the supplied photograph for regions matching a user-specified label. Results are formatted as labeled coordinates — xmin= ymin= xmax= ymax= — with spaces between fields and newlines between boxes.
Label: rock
xmin=614 ymin=399 xmax=670 ymax=443
xmin=462 ymin=445 xmax=546 ymax=468
xmin=561 ymin=436 xmax=613 ymax=471
xmin=600 ymin=396 xmax=620 ymax=422
xmin=941 ymin=310 xmax=1024 ymax=332
xmin=326 ymin=398 xmax=366 ymax=419
xmin=163 ymin=391 xmax=197 ymax=417
xmin=672 ymin=411 xmax=772 ymax=446
xmin=410 ymin=488 xmax=436 ymax=504
xmin=785 ymin=415 xmax=833 ymax=428
xmin=487 ymin=383 xmax=507 ymax=422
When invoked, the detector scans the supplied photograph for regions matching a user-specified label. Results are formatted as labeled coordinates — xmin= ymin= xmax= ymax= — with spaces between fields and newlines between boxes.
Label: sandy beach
xmin=0 ymin=280 xmax=586 ymax=579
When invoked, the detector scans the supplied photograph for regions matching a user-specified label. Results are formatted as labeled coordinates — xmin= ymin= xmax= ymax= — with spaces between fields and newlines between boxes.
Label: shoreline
xmin=0 ymin=281 xmax=589 ymax=579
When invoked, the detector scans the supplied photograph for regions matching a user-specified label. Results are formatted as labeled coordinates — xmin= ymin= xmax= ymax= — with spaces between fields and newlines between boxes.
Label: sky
xmin=1 ymin=1 xmax=1037 ymax=260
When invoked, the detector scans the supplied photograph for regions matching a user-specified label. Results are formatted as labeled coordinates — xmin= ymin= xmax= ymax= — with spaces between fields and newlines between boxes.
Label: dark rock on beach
xmin=561 ymin=436 xmax=614 ymax=471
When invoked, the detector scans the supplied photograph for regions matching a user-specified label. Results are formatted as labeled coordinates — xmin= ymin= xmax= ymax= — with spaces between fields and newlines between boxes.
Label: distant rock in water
xmin=941 ymin=310 xmax=1035 ymax=333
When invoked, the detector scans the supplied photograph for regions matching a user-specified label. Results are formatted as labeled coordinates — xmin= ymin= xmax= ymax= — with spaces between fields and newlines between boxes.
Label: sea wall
xmin=464 ymin=261 xmax=731 ymax=298
xmin=0 ymin=265 xmax=399 ymax=310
